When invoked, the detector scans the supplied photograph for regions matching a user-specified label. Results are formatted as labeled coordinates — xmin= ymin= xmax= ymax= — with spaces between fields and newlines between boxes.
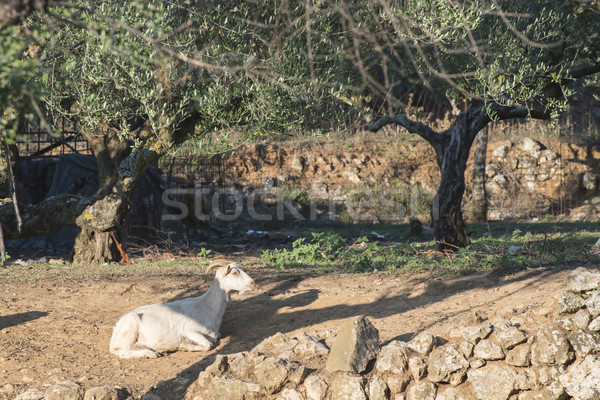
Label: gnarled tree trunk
xmin=469 ymin=125 xmax=488 ymax=223
xmin=368 ymin=102 xmax=541 ymax=251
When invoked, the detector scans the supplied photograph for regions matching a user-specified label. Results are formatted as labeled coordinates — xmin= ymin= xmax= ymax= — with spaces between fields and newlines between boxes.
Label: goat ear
xmin=226 ymin=264 xmax=232 ymax=274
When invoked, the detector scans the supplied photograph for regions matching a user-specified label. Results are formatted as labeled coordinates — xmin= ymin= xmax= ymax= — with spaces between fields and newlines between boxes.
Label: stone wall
xmin=219 ymin=137 xmax=600 ymax=223
xmin=183 ymin=267 xmax=600 ymax=400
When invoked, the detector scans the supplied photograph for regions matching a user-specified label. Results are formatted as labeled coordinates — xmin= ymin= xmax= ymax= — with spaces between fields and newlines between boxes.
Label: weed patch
xmin=261 ymin=227 xmax=600 ymax=275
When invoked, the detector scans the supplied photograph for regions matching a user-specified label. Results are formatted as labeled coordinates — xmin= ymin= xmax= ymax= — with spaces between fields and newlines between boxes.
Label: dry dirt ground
xmin=0 ymin=259 xmax=576 ymax=399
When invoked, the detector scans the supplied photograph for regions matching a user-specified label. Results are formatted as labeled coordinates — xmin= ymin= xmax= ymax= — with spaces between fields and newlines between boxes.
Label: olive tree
xmin=335 ymin=0 xmax=600 ymax=250
xmin=0 ymin=0 xmax=353 ymax=263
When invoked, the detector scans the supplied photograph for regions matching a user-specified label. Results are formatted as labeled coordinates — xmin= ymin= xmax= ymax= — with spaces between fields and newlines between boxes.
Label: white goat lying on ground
xmin=109 ymin=261 xmax=255 ymax=358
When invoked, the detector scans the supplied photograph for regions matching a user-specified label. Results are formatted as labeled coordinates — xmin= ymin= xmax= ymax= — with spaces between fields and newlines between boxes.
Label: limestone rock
xmin=460 ymin=324 xmax=492 ymax=344
xmin=514 ymin=369 xmax=538 ymax=391
xmin=408 ymin=356 xmax=427 ymax=381
xmin=407 ymin=332 xmax=435 ymax=355
xmin=326 ymin=315 xmax=379 ymax=373
xmin=521 ymin=138 xmax=542 ymax=154
xmin=330 ymin=374 xmax=367 ymax=400
xmin=573 ymin=309 xmax=593 ymax=329
xmin=435 ymin=386 xmax=476 ymax=400
xmin=559 ymin=355 xmax=600 ymax=400
xmin=493 ymin=320 xmax=527 ymax=349
xmin=473 ymin=339 xmax=505 ymax=360
xmin=368 ymin=375 xmax=390 ymax=400
xmin=303 ymin=374 xmax=328 ymax=400
xmin=568 ymin=329 xmax=599 ymax=358
xmin=493 ymin=145 xmax=510 ymax=158
xmin=14 ymin=389 xmax=45 ymax=400
xmin=252 ymin=332 xmax=299 ymax=357
xmin=375 ymin=340 xmax=409 ymax=375
xmin=386 ymin=373 xmax=411 ymax=394
xmin=254 ymin=357 xmax=299 ymax=394
xmin=506 ymin=340 xmax=532 ymax=367
xmin=468 ymin=364 xmax=517 ymax=400
xmin=84 ymin=386 xmax=121 ymax=400
xmin=277 ymin=388 xmax=304 ymax=400
xmin=518 ymin=380 xmax=566 ymax=400
xmin=589 ymin=316 xmax=600 ymax=331
xmin=531 ymin=323 xmax=575 ymax=366
xmin=293 ymin=333 xmax=329 ymax=358
xmin=44 ymin=380 xmax=83 ymax=400
xmin=553 ymin=316 xmax=575 ymax=332
xmin=428 ymin=344 xmax=469 ymax=384
xmin=405 ymin=381 xmax=437 ymax=400
xmin=567 ymin=268 xmax=600 ymax=292
xmin=229 ymin=352 xmax=265 ymax=381
xmin=582 ymin=171 xmax=597 ymax=191
xmin=585 ymin=290 xmax=600 ymax=317
xmin=206 ymin=378 xmax=261 ymax=400
xmin=557 ymin=291 xmax=585 ymax=314
xmin=458 ymin=341 xmax=474 ymax=358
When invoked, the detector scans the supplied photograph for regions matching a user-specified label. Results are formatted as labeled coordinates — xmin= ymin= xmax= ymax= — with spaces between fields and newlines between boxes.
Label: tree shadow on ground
xmin=0 ymin=311 xmax=49 ymax=330
xmin=144 ymin=264 xmax=572 ymax=399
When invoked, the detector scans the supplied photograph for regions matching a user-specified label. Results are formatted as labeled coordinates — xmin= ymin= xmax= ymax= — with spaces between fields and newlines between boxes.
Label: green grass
xmin=0 ymin=258 xmax=211 ymax=284
xmin=261 ymin=222 xmax=600 ymax=276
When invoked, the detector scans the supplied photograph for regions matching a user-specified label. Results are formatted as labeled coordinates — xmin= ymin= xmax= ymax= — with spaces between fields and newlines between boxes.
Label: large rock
xmin=303 ymin=374 xmax=328 ymax=400
xmin=252 ymin=332 xmax=299 ymax=357
xmin=330 ymin=374 xmax=367 ymax=400
xmin=582 ymin=171 xmax=597 ymax=191
xmin=405 ymin=381 xmax=437 ymax=400
xmin=435 ymin=386 xmax=476 ymax=400
xmin=567 ymin=268 xmax=600 ymax=292
xmin=375 ymin=340 xmax=409 ymax=375
xmin=326 ymin=316 xmax=379 ymax=373
xmin=505 ymin=340 xmax=532 ymax=367
xmin=521 ymin=138 xmax=542 ymax=154
xmin=254 ymin=357 xmax=300 ymax=394
xmin=557 ymin=291 xmax=585 ymax=314
xmin=531 ymin=323 xmax=575 ymax=366
xmin=428 ymin=344 xmax=469 ymax=384
xmin=229 ymin=352 xmax=265 ymax=381
xmin=473 ymin=339 xmax=505 ymax=360
xmin=573 ymin=309 xmax=593 ymax=329
xmin=568 ymin=330 xmax=599 ymax=358
xmin=559 ymin=355 xmax=600 ymax=400
xmin=408 ymin=356 xmax=428 ymax=381
xmin=14 ymin=389 xmax=44 ymax=400
xmin=407 ymin=332 xmax=435 ymax=355
xmin=467 ymin=364 xmax=517 ymax=400
xmin=206 ymin=378 xmax=261 ymax=400
xmin=84 ymin=386 xmax=121 ymax=400
xmin=493 ymin=320 xmax=527 ymax=349
xmin=460 ymin=324 xmax=492 ymax=344
xmin=585 ymin=290 xmax=600 ymax=317
xmin=44 ymin=381 xmax=83 ymax=400
xmin=368 ymin=375 xmax=389 ymax=400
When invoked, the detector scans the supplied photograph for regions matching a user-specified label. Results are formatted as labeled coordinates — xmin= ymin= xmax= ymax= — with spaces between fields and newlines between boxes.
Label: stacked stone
xmin=184 ymin=268 xmax=600 ymax=400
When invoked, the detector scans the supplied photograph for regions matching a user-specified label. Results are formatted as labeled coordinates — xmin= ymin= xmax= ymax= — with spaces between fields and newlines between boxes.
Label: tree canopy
xmin=1 ymin=0 xmax=599 ymax=257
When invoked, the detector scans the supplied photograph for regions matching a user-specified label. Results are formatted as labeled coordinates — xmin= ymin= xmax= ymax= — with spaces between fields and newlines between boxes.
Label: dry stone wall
xmin=221 ymin=138 xmax=600 ymax=223
xmin=183 ymin=267 xmax=600 ymax=400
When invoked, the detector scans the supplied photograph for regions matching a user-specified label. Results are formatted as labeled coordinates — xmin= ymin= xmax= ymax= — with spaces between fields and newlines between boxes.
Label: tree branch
xmin=487 ymin=103 xmax=551 ymax=121
xmin=567 ymin=63 xmax=600 ymax=80
xmin=367 ymin=115 xmax=442 ymax=145
xmin=0 ymin=194 xmax=91 ymax=240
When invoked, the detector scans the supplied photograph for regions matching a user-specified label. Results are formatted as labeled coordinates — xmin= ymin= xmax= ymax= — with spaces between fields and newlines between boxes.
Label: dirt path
xmin=0 ymin=261 xmax=573 ymax=399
